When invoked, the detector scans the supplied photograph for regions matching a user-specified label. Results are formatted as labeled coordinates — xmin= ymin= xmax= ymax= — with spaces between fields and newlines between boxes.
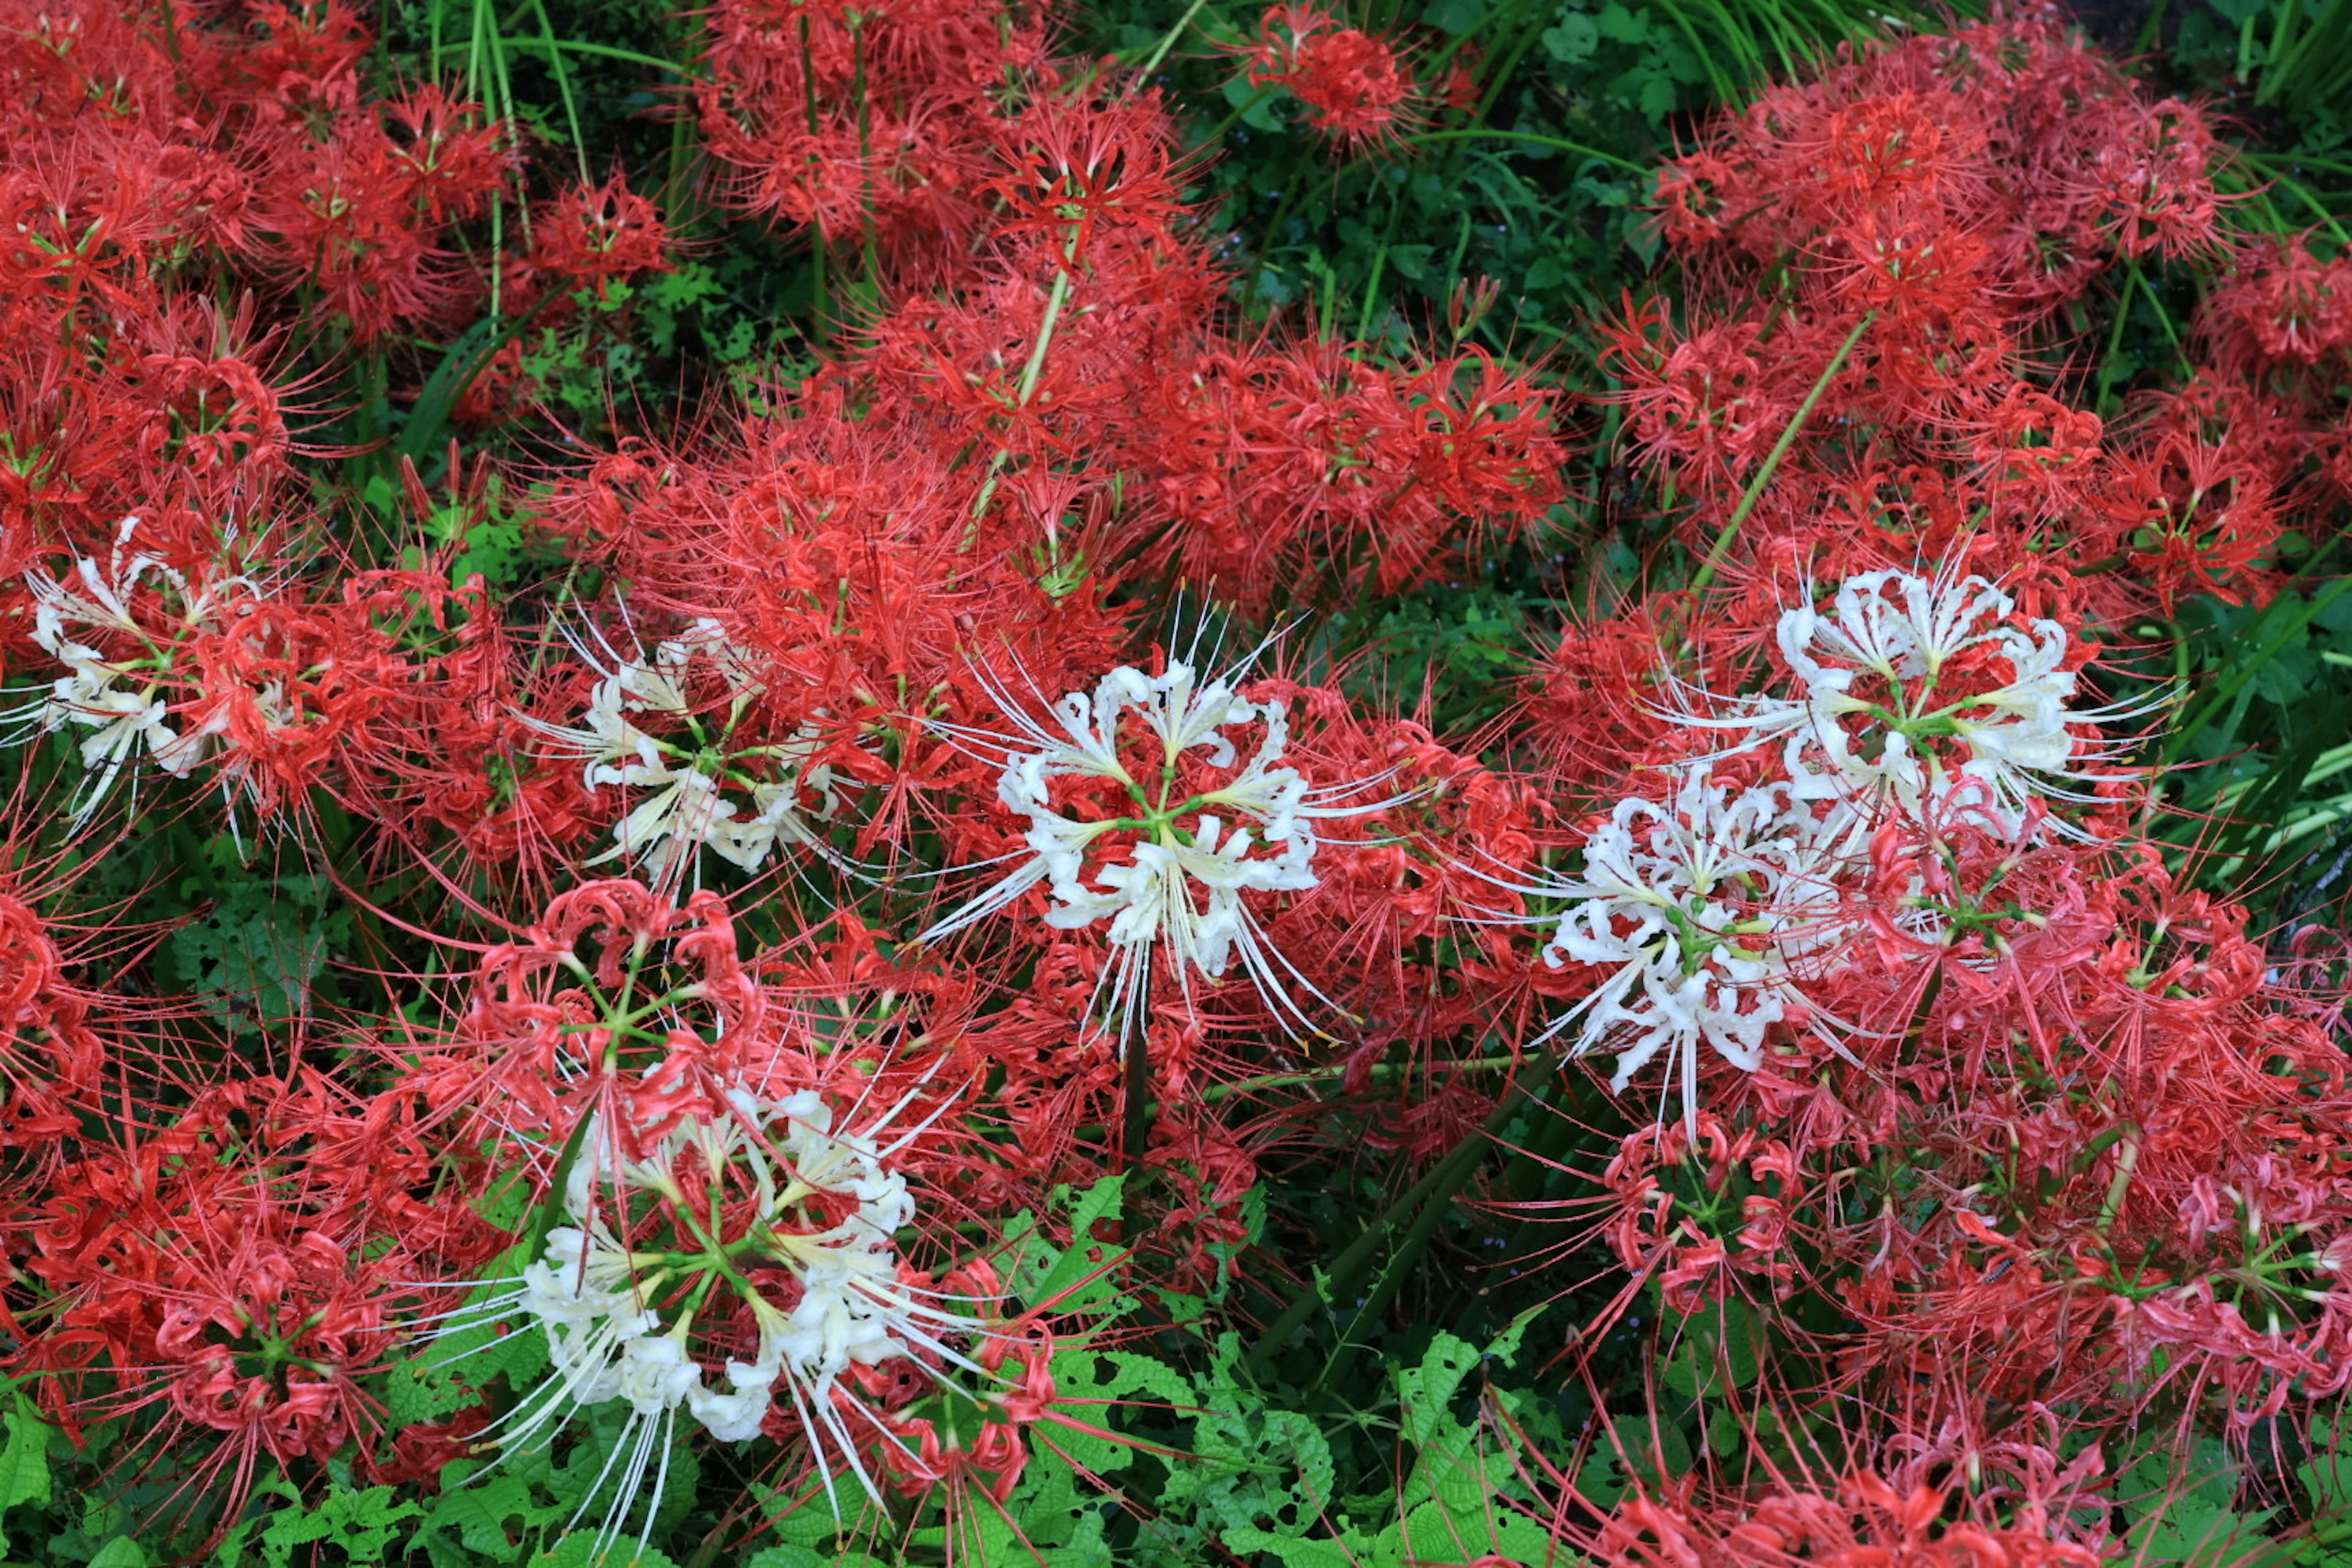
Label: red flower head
xmin=1244 ymin=4 xmax=1423 ymax=156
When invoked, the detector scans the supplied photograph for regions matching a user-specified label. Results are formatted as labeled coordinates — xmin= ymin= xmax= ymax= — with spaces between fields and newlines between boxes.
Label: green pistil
xmin=1100 ymin=791 xmax=1241 ymax=850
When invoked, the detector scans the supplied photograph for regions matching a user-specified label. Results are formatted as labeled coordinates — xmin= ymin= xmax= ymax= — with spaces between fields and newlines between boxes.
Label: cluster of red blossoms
xmin=1607 ymin=12 xmax=2351 ymax=617
xmin=1242 ymin=2 xmax=1428 ymax=154
xmin=0 ymin=0 xmax=2347 ymax=1559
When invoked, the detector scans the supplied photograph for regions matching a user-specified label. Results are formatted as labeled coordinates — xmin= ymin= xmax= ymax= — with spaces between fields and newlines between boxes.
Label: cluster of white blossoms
xmin=11 ymin=517 xmax=244 ymax=823
xmin=1677 ymin=567 xmax=2140 ymax=832
xmin=454 ymin=1080 xmax=984 ymax=1540
xmin=922 ymin=655 xmax=1399 ymax=1039
xmin=1539 ymin=767 xmax=1849 ymax=1125
xmin=530 ymin=620 xmax=845 ymax=887
xmin=1532 ymin=565 xmax=2138 ymax=1131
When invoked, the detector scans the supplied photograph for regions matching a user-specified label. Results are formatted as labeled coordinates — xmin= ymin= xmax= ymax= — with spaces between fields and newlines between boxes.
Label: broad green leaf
xmin=1221 ymin=1527 xmax=1362 ymax=1567
xmin=532 ymin=1537 xmax=680 ymax=1568
xmin=0 ymin=1398 xmax=52 ymax=1556
xmin=426 ymin=1472 xmax=568 ymax=1557
xmin=1016 ymin=1176 xmax=1128 ymax=1313
xmin=0 ymin=1400 xmax=50 ymax=1513
xmin=745 ymin=1548 xmax=891 ymax=1568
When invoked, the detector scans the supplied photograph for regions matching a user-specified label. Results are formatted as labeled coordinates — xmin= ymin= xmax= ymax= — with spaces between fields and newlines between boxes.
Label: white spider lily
xmin=1479 ymin=766 xmax=1857 ymax=1135
xmin=921 ymin=651 xmax=1407 ymax=1040
xmin=1667 ymin=566 xmax=2152 ymax=835
xmin=12 ymin=518 xmax=256 ymax=825
xmin=527 ymin=618 xmax=849 ymax=887
xmin=437 ymin=1068 xmax=990 ymax=1545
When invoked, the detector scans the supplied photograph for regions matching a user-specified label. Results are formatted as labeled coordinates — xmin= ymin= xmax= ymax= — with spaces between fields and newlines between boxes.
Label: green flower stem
xmin=1689 ymin=308 xmax=1874 ymax=597
xmin=1243 ymin=1060 xmax=1560 ymax=1377
xmin=1403 ymin=129 xmax=1646 ymax=175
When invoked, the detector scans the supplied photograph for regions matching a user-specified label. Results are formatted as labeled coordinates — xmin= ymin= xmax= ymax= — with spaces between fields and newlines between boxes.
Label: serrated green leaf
xmin=427 ymin=1472 xmax=567 ymax=1558
xmin=1221 ymin=1527 xmax=1362 ymax=1567
xmin=0 ymin=1398 xmax=53 ymax=1556
xmin=1016 ymin=1177 xmax=1128 ymax=1313
xmin=1047 ymin=1347 xmax=1192 ymax=1475
xmin=744 ymin=1548 xmax=891 ymax=1568
xmin=1158 ymin=1335 xmax=1332 ymax=1541
xmin=1396 ymin=1333 xmax=1480 ymax=1452
xmin=258 ymin=1484 xmax=421 ymax=1568
xmin=2129 ymin=1495 xmax=2270 ymax=1564
xmin=1400 ymin=1495 xmax=1556 ymax=1567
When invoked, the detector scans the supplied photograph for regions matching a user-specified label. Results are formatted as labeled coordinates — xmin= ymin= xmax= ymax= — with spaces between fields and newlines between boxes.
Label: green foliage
xmin=405 ymin=1408 xmax=703 ymax=1568
xmin=164 ymin=861 xmax=352 ymax=1037
xmin=0 ymin=1398 xmax=55 ymax=1559
xmin=2169 ymin=0 xmax=2352 ymax=149
xmin=2143 ymin=571 xmax=2352 ymax=924
xmin=254 ymin=1486 xmax=423 ymax=1568
xmin=1218 ymin=1320 xmax=1570 ymax=1568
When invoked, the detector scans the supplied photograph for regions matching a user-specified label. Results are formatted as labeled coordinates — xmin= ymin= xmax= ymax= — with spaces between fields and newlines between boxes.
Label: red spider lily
xmin=16 ymin=1077 xmax=439 ymax=1539
xmin=1137 ymin=338 xmax=1567 ymax=609
xmin=514 ymin=173 xmax=673 ymax=309
xmin=695 ymin=0 xmax=1041 ymax=268
xmin=2199 ymin=236 xmax=2352 ymax=376
xmin=1242 ymin=4 xmax=1423 ymax=157
xmin=403 ymin=879 xmax=771 ymax=1166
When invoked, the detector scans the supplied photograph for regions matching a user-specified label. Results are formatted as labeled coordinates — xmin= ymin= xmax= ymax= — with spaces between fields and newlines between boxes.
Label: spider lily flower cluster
xmin=1525 ymin=566 xmax=2136 ymax=1131
xmin=448 ymin=1079 xmax=992 ymax=1532
xmin=13 ymin=519 xmax=250 ymax=821
xmin=11 ymin=0 xmax=2352 ymax=1559
xmin=527 ymin=620 xmax=848 ymax=887
xmin=1672 ymin=568 xmax=2153 ymax=832
xmin=920 ymin=654 xmax=1406 ymax=1039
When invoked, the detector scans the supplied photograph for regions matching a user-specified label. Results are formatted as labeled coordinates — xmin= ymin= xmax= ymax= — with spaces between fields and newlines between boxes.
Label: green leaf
xmin=1396 ymin=1332 xmax=1480 ymax=1452
xmin=1387 ymin=244 xmax=1436 ymax=282
xmin=1014 ymin=1176 xmax=1128 ymax=1313
xmin=1423 ymin=0 xmax=1489 ymax=32
xmin=164 ymin=870 xmax=347 ymax=1036
xmin=1607 ymin=1412 xmax=1694 ymax=1486
xmin=1219 ymin=75 xmax=1286 ymax=132
xmin=387 ymin=1280 xmax=537 ymax=1426
xmin=1707 ymin=1406 xmax=1743 ymax=1458
xmin=1158 ymin=1335 xmax=1333 ymax=1541
xmin=1576 ymin=1444 xmax=1625 ymax=1509
xmin=86 ymin=1542 xmax=148 ymax=1568
xmin=2297 ymin=1420 xmax=2352 ymax=1511
xmin=1594 ymin=2 xmax=1651 ymax=42
xmin=1399 ymin=1496 xmax=1556 ymax=1567
xmin=0 ymin=1397 xmax=53 ymax=1556
xmin=1659 ymin=1297 xmax=1763 ymax=1398
xmin=644 ymin=262 xmax=722 ymax=312
xmin=258 ymin=1485 xmax=422 ymax=1568
xmin=745 ymin=1548 xmax=891 ymax=1568
xmin=1637 ymin=70 xmax=1679 ymax=120
xmin=2128 ymin=1495 xmax=2270 ymax=1564
xmin=1220 ymin=1528 xmax=1361 ymax=1568
xmin=1047 ymin=1347 xmax=1193 ymax=1474
xmin=1542 ymin=12 xmax=1600 ymax=61
xmin=0 ymin=1401 xmax=49 ymax=1514
xmin=532 ymin=1537 xmax=681 ymax=1568
xmin=425 ymin=1472 xmax=567 ymax=1558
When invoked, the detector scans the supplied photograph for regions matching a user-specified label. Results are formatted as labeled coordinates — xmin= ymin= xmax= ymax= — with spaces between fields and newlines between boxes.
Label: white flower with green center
xmin=526 ymin=619 xmax=846 ymax=886
xmin=1525 ymin=766 xmax=1853 ymax=1133
xmin=921 ymin=654 xmax=1401 ymax=1039
xmin=1673 ymin=567 xmax=2146 ymax=834
xmin=12 ymin=516 xmax=252 ymax=824
xmin=440 ymin=1068 xmax=989 ymax=1545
